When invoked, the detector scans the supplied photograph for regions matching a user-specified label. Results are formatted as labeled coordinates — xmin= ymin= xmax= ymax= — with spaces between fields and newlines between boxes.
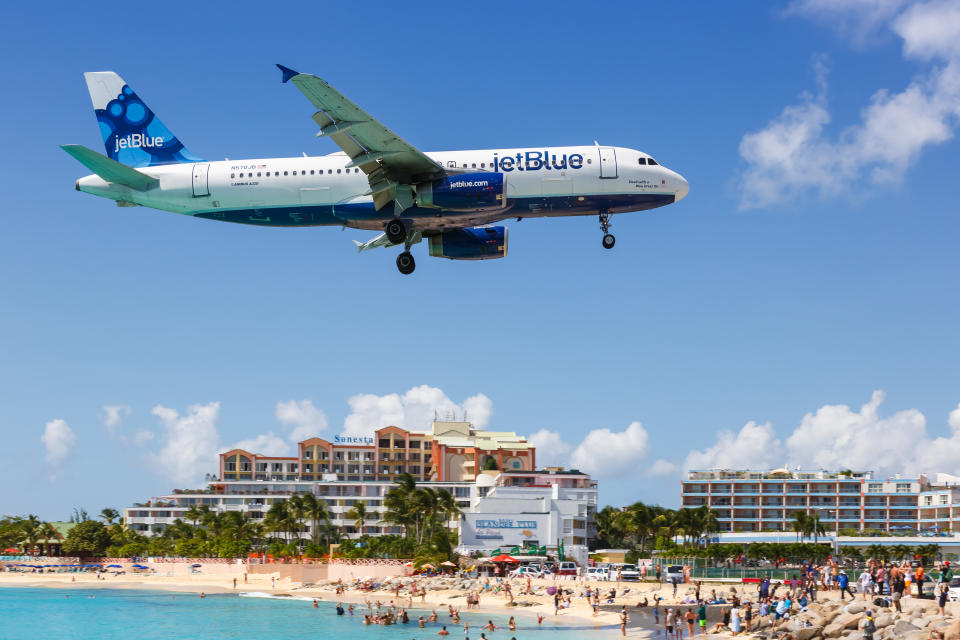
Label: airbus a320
xmin=64 ymin=65 xmax=689 ymax=274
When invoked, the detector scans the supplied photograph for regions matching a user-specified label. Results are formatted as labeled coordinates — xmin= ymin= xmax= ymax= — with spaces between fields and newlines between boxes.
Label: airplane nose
xmin=675 ymin=174 xmax=689 ymax=202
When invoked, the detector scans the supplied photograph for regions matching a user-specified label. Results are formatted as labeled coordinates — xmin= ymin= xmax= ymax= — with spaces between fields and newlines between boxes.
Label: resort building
xmin=458 ymin=467 xmax=598 ymax=565
xmin=680 ymin=468 xmax=960 ymax=534
xmin=219 ymin=420 xmax=535 ymax=484
xmin=126 ymin=419 xmax=546 ymax=539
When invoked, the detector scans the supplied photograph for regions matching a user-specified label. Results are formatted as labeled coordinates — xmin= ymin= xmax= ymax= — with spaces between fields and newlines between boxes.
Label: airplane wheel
xmin=602 ymin=233 xmax=616 ymax=249
xmin=386 ymin=219 xmax=406 ymax=245
xmin=396 ymin=251 xmax=416 ymax=275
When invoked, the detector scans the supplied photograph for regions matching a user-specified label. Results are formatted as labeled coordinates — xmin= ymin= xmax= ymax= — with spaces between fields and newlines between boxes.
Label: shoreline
xmin=0 ymin=571 xmax=658 ymax=637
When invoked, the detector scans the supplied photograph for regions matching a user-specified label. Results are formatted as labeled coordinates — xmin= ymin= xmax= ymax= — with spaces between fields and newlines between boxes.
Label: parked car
xmin=508 ymin=566 xmax=543 ymax=579
xmin=664 ymin=565 xmax=685 ymax=583
xmin=585 ymin=566 xmax=609 ymax=581
xmin=617 ymin=564 xmax=640 ymax=581
xmin=557 ymin=561 xmax=578 ymax=576
xmin=946 ymin=577 xmax=960 ymax=602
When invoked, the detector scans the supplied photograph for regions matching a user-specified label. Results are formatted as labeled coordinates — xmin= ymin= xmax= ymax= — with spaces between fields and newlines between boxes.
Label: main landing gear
xmin=599 ymin=212 xmax=615 ymax=249
xmin=385 ymin=219 xmax=406 ymax=245
xmin=396 ymin=251 xmax=415 ymax=275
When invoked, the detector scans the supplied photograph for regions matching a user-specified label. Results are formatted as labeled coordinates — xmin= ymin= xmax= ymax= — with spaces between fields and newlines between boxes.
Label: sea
xmin=0 ymin=587 xmax=620 ymax=640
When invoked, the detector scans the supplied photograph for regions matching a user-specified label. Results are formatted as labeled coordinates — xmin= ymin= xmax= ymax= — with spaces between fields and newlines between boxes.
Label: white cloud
xmin=570 ymin=421 xmax=651 ymax=477
xmin=230 ymin=432 xmax=291 ymax=457
xmin=674 ymin=392 xmax=960 ymax=479
xmin=102 ymin=404 xmax=132 ymax=433
xmin=739 ymin=0 xmax=960 ymax=209
xmin=787 ymin=0 xmax=910 ymax=44
xmin=275 ymin=399 xmax=329 ymax=443
xmin=41 ymin=419 xmax=77 ymax=479
xmin=132 ymin=430 xmax=155 ymax=445
xmin=527 ymin=428 xmax=573 ymax=467
xmin=150 ymin=402 xmax=221 ymax=486
xmin=685 ymin=421 xmax=784 ymax=471
xmin=343 ymin=385 xmax=491 ymax=436
xmin=648 ymin=459 xmax=679 ymax=477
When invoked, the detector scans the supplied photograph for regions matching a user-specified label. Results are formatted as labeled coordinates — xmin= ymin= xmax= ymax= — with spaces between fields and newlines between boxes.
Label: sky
xmin=2 ymin=0 xmax=959 ymax=520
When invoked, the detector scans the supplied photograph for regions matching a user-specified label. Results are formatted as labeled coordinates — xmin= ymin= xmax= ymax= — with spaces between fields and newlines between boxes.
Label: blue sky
xmin=2 ymin=0 xmax=959 ymax=519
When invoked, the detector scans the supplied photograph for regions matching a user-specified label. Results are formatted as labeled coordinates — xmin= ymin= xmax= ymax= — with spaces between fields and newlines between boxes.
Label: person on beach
xmin=838 ymin=571 xmax=854 ymax=600
xmin=697 ymin=601 xmax=707 ymax=636
xmin=654 ymin=596 xmax=661 ymax=624
xmin=554 ymin=591 xmax=561 ymax=616
xmin=858 ymin=569 xmax=873 ymax=600
xmin=620 ymin=608 xmax=628 ymax=636
xmin=685 ymin=607 xmax=695 ymax=637
xmin=233 ymin=578 xmax=237 ymax=589
xmin=665 ymin=608 xmax=675 ymax=640
xmin=939 ymin=583 xmax=949 ymax=616
xmin=861 ymin=610 xmax=875 ymax=640
xmin=729 ymin=604 xmax=741 ymax=636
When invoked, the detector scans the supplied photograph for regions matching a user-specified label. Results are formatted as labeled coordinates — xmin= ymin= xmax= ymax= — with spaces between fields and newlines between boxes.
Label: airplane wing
xmin=277 ymin=65 xmax=444 ymax=214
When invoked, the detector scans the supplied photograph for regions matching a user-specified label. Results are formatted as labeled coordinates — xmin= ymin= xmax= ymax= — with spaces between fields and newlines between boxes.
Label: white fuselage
xmin=77 ymin=145 xmax=689 ymax=230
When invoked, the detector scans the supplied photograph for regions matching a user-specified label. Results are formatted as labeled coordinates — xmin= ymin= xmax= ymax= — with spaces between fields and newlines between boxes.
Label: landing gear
xmin=385 ymin=219 xmax=406 ymax=245
xmin=599 ymin=211 xmax=615 ymax=249
xmin=396 ymin=251 xmax=416 ymax=275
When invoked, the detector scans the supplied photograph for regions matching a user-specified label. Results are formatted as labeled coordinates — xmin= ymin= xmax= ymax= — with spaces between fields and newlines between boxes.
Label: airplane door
xmin=192 ymin=164 xmax=210 ymax=197
xmin=598 ymin=147 xmax=617 ymax=179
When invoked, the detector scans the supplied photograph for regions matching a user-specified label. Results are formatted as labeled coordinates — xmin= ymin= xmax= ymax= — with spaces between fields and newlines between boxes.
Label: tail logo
xmin=114 ymin=133 xmax=165 ymax=153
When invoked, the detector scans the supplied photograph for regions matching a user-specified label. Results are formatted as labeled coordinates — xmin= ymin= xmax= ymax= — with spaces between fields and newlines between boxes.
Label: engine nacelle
xmin=428 ymin=226 xmax=508 ymax=260
xmin=417 ymin=173 xmax=504 ymax=211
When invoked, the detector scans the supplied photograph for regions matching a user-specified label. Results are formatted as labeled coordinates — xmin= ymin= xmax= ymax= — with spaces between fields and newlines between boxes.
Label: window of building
xmin=897 ymin=483 xmax=911 ymax=493
xmin=941 ymin=495 xmax=949 ymax=504
xmin=303 ymin=451 xmax=313 ymax=459
xmin=867 ymin=483 xmax=882 ymax=493
xmin=925 ymin=496 xmax=933 ymax=505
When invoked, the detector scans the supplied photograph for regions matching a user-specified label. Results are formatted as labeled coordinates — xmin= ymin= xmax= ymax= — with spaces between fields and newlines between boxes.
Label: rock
xmin=893 ymin=620 xmax=920 ymax=635
xmin=874 ymin=613 xmax=894 ymax=628
xmin=943 ymin=619 xmax=960 ymax=640
xmin=845 ymin=603 xmax=864 ymax=614
xmin=796 ymin=628 xmax=819 ymax=640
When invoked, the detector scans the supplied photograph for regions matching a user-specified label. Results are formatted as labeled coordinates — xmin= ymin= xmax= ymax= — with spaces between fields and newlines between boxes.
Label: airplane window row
xmin=231 ymin=168 xmax=361 ymax=179
xmin=638 ymin=158 xmax=659 ymax=166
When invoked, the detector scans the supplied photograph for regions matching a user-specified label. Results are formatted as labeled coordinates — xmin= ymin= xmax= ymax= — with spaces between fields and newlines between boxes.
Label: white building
xmin=457 ymin=468 xmax=598 ymax=565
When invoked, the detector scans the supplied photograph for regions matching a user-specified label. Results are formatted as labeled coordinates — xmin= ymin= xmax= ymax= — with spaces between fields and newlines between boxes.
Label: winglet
xmin=276 ymin=64 xmax=300 ymax=83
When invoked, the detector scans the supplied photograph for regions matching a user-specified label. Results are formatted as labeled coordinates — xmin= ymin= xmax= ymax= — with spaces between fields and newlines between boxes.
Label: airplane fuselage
xmin=77 ymin=144 xmax=689 ymax=231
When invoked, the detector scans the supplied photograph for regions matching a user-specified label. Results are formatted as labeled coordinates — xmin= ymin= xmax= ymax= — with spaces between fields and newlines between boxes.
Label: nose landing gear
xmin=599 ymin=211 xmax=615 ymax=249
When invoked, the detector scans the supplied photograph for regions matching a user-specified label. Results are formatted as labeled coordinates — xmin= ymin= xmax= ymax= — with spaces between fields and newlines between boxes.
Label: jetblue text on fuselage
xmin=114 ymin=133 xmax=164 ymax=153
xmin=492 ymin=150 xmax=584 ymax=172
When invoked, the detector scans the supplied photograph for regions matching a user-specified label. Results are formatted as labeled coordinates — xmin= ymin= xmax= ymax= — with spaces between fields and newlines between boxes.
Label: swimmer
xmin=508 ymin=616 xmax=516 ymax=631
xmin=537 ymin=613 xmax=544 ymax=625
xmin=199 ymin=592 xmax=206 ymax=599
xmin=419 ymin=616 xmax=425 ymax=628
xmin=313 ymin=599 xmax=319 ymax=608
xmin=439 ymin=626 xmax=450 ymax=636
xmin=483 ymin=620 xmax=497 ymax=631
xmin=349 ymin=604 xmax=355 ymax=615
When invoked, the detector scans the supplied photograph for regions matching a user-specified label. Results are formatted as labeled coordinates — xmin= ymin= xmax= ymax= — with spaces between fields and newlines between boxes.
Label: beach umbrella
xmin=107 ymin=564 xmax=122 ymax=568
xmin=441 ymin=561 xmax=457 ymax=567
xmin=489 ymin=554 xmax=519 ymax=563
xmin=3 ymin=547 xmax=18 ymax=553
xmin=191 ymin=563 xmax=202 ymax=567
xmin=403 ymin=562 xmax=414 ymax=567
xmin=421 ymin=564 xmax=434 ymax=569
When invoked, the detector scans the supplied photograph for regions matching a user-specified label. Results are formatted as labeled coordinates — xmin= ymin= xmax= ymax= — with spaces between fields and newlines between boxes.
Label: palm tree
xmin=791 ymin=511 xmax=809 ymax=542
xmin=890 ymin=544 xmax=912 ymax=562
xmin=383 ymin=473 xmax=419 ymax=538
xmin=300 ymin=493 xmax=330 ymax=546
xmin=808 ymin=513 xmax=826 ymax=546
xmin=16 ymin=515 xmax=43 ymax=554
xmin=99 ymin=508 xmax=120 ymax=526
xmin=346 ymin=501 xmax=368 ymax=536
xmin=866 ymin=544 xmax=886 ymax=563
xmin=435 ymin=489 xmax=462 ymax=533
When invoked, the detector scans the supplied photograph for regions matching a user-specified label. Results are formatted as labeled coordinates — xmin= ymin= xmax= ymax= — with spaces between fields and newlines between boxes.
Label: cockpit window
xmin=648 ymin=158 xmax=659 ymax=166
xmin=638 ymin=157 xmax=647 ymax=165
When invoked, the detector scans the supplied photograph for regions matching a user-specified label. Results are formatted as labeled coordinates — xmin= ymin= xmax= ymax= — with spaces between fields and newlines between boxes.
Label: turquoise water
xmin=0 ymin=588 xmax=618 ymax=639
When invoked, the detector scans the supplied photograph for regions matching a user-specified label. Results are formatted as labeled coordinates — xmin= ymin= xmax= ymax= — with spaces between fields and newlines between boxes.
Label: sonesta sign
xmin=475 ymin=519 xmax=538 ymax=529
xmin=333 ymin=435 xmax=374 ymax=445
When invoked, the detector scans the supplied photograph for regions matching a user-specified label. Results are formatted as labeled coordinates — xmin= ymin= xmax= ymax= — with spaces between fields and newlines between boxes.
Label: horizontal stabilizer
xmin=61 ymin=144 xmax=159 ymax=191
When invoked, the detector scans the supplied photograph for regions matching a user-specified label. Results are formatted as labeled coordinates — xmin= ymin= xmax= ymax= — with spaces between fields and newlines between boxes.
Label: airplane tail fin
xmin=83 ymin=71 xmax=203 ymax=167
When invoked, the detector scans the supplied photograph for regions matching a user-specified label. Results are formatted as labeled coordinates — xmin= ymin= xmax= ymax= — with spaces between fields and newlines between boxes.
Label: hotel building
xmin=126 ymin=419 xmax=539 ymax=537
xmin=680 ymin=468 xmax=960 ymax=534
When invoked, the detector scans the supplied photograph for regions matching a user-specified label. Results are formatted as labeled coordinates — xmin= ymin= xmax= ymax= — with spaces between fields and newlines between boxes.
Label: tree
xmin=99 ymin=508 xmax=120 ymax=526
xmin=808 ymin=513 xmax=826 ymax=546
xmin=482 ymin=457 xmax=499 ymax=471
xmin=38 ymin=522 xmax=63 ymax=556
xmin=15 ymin=515 xmax=44 ymax=554
xmin=62 ymin=521 xmax=111 ymax=558
xmin=347 ymin=500 xmax=368 ymax=535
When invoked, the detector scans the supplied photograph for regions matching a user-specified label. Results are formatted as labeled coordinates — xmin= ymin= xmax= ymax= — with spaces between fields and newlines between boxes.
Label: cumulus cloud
xmin=343 ymin=385 xmax=491 ymax=436
xmin=102 ymin=405 xmax=132 ymax=433
xmin=739 ymin=0 xmax=960 ymax=209
xmin=570 ymin=421 xmax=651 ymax=477
xmin=132 ymin=430 xmax=155 ymax=445
xmin=685 ymin=421 xmax=784 ymax=471
xmin=230 ymin=432 xmax=291 ymax=457
xmin=150 ymin=402 xmax=221 ymax=486
xmin=527 ymin=429 xmax=573 ymax=467
xmin=41 ymin=419 xmax=77 ymax=479
xmin=674 ymin=392 xmax=960 ymax=479
xmin=275 ymin=399 xmax=329 ymax=443
xmin=648 ymin=459 xmax=679 ymax=477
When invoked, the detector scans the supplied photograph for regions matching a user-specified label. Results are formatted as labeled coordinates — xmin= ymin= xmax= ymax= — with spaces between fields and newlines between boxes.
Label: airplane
xmin=64 ymin=65 xmax=689 ymax=275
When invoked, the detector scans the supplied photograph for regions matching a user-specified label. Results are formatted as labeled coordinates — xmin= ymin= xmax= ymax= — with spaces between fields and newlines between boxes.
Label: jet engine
xmin=417 ymin=173 xmax=505 ymax=211
xmin=428 ymin=226 xmax=508 ymax=260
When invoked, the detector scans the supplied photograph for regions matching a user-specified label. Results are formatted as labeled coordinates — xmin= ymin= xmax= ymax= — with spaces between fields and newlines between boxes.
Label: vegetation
xmin=595 ymin=503 xmax=720 ymax=552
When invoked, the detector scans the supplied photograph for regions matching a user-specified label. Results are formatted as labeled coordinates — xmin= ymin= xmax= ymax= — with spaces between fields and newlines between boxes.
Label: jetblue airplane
xmin=64 ymin=65 xmax=689 ymax=274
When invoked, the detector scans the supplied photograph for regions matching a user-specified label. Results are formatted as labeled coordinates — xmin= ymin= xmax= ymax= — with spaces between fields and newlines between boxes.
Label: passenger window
xmin=337 ymin=169 xmax=341 ymax=174
xmin=587 ymin=158 xmax=592 ymax=164
xmin=355 ymin=168 xmax=359 ymax=173
xmin=481 ymin=163 xmax=485 ymax=168
xmin=472 ymin=163 xmax=476 ymax=168
xmin=328 ymin=169 xmax=332 ymax=174
xmin=648 ymin=158 xmax=658 ymax=166
xmin=310 ymin=170 xmax=315 ymax=175
xmin=293 ymin=171 xmax=297 ymax=176
xmin=447 ymin=161 xmax=456 ymax=168
xmin=283 ymin=171 xmax=288 ymax=176
xmin=257 ymin=172 xmax=262 ymax=177
xmin=638 ymin=158 xmax=647 ymax=165
xmin=230 ymin=173 xmax=235 ymax=178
